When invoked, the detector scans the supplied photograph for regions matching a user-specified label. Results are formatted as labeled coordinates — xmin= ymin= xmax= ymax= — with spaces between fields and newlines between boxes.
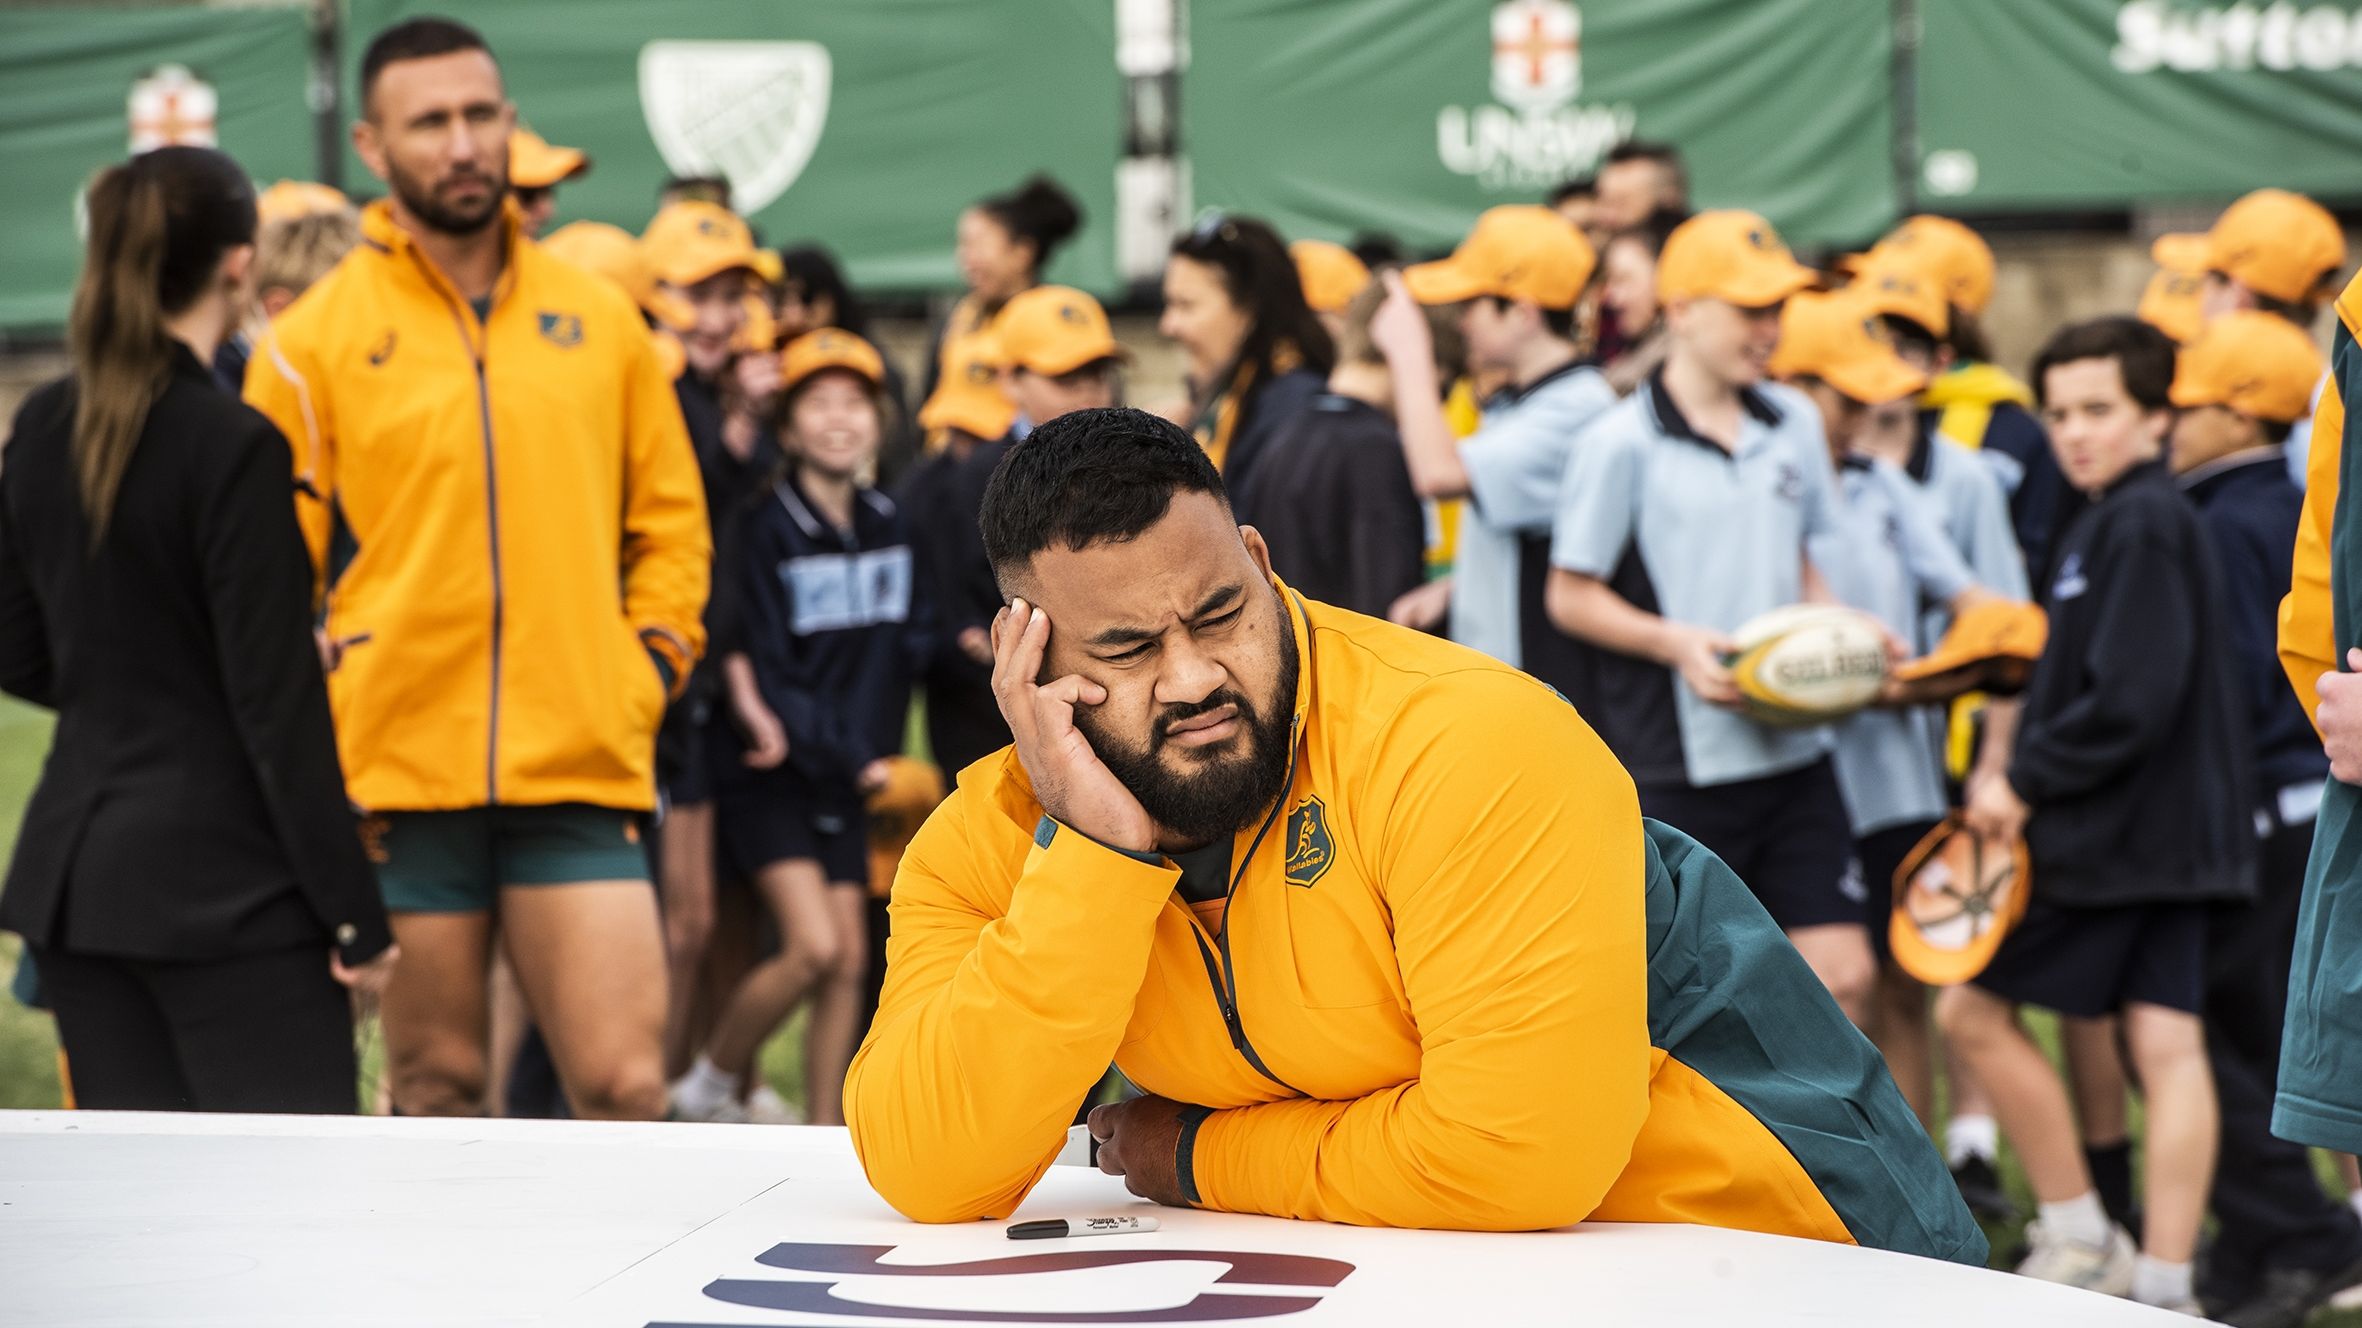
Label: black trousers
xmin=2204 ymin=810 xmax=2362 ymax=1294
xmin=38 ymin=944 xmax=357 ymax=1114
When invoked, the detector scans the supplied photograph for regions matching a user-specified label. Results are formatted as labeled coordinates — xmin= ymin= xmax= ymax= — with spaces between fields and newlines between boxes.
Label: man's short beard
xmin=1075 ymin=612 xmax=1300 ymax=849
xmin=387 ymin=158 xmax=505 ymax=237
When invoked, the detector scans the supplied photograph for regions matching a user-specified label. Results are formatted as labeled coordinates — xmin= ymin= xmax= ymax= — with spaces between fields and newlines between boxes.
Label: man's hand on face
xmin=991 ymin=597 xmax=1160 ymax=855
xmin=1088 ymin=1095 xmax=1194 ymax=1208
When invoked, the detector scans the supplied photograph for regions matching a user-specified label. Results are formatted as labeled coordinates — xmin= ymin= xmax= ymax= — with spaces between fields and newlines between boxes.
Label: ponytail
xmin=64 ymin=146 xmax=257 ymax=547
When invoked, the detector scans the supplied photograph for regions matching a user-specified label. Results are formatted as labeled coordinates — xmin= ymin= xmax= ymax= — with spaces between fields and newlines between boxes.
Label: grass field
xmin=4 ymin=691 xmax=2360 ymax=1319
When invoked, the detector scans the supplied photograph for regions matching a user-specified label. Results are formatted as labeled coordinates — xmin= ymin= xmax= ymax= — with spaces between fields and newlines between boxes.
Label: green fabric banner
xmin=1914 ymin=0 xmax=2362 ymax=209
xmin=0 ymin=7 xmax=316 ymax=332
xmin=1185 ymin=0 xmax=1897 ymax=255
xmin=343 ymin=0 xmax=1122 ymax=295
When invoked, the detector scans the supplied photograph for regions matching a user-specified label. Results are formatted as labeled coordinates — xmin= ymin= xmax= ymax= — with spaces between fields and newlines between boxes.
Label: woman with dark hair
xmin=0 ymin=146 xmax=395 ymax=1112
xmin=1161 ymin=212 xmax=1335 ymax=525
xmin=922 ymin=175 xmax=1083 ymax=405
xmin=1597 ymin=205 xmax=1687 ymax=395
xmin=779 ymin=244 xmax=920 ymax=483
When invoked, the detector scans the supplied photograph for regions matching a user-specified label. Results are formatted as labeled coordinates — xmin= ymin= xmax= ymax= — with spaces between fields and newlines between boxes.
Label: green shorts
xmin=361 ymin=803 xmax=652 ymax=913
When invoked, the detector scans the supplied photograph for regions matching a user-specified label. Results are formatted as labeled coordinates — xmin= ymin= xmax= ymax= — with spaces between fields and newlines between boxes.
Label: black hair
xmin=1348 ymin=231 xmax=1406 ymax=270
xmin=1604 ymin=140 xmax=1688 ymax=199
xmin=980 ymin=406 xmax=1225 ymax=579
xmin=1546 ymin=175 xmax=1597 ymax=207
xmin=1484 ymin=294 xmax=1576 ymax=341
xmin=2262 ymin=417 xmax=2295 ymax=446
xmin=1945 ymin=305 xmax=1993 ymax=364
xmin=2030 ymin=316 xmax=2176 ymax=413
xmin=974 ymin=174 xmax=1083 ymax=275
xmin=360 ymin=18 xmax=495 ymax=114
xmin=1170 ymin=213 xmax=1337 ymax=389
xmin=2254 ymin=288 xmax=2327 ymax=328
xmin=1609 ymin=206 xmax=1689 ymax=261
xmin=660 ymin=175 xmax=732 ymax=210
xmin=777 ymin=245 xmax=870 ymax=338
xmin=1880 ymin=313 xmax=1942 ymax=361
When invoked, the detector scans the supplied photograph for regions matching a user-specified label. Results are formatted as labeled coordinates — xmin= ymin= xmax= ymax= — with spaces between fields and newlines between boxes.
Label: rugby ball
xmin=1724 ymin=604 xmax=1891 ymax=725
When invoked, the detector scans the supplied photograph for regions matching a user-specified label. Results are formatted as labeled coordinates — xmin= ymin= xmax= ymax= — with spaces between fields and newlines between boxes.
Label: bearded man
xmin=244 ymin=17 xmax=707 ymax=1120
xmin=844 ymin=406 xmax=1981 ymax=1260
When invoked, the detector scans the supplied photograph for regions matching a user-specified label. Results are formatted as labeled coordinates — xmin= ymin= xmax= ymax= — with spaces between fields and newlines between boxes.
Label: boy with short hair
xmin=1542 ymin=212 xmax=1873 ymax=1020
xmin=1938 ymin=317 xmax=2256 ymax=1312
xmin=2167 ymin=312 xmax=2362 ymax=1320
xmin=1390 ymin=206 xmax=1616 ymax=704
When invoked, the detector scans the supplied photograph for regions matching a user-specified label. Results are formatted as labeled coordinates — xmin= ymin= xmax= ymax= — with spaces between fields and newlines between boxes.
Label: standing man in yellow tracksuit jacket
xmin=845 ymin=407 xmax=1981 ymax=1258
xmin=244 ymin=19 xmax=708 ymax=1120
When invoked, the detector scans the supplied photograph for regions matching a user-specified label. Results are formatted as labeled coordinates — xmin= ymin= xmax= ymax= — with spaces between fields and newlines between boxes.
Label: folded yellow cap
xmin=918 ymin=329 xmax=1017 ymax=441
xmin=642 ymin=200 xmax=759 ymax=289
xmin=1768 ymin=290 xmax=1928 ymax=406
xmin=996 ymin=285 xmax=1126 ymax=377
xmin=1889 ymin=816 xmax=2031 ymax=988
xmin=2170 ymin=309 xmax=2327 ymax=423
xmin=1893 ymin=598 xmax=2048 ymax=685
xmin=1291 ymin=240 xmax=1373 ymax=315
xmin=1849 ymin=261 xmax=1951 ymax=339
xmin=2153 ymin=189 xmax=2347 ymax=306
xmin=1403 ymin=205 xmax=1595 ymax=310
xmin=1850 ymin=216 xmax=1996 ymax=317
xmin=508 ymin=128 xmax=589 ymax=190
xmin=781 ymin=327 xmax=886 ymax=395
xmin=1657 ymin=210 xmax=1817 ymax=309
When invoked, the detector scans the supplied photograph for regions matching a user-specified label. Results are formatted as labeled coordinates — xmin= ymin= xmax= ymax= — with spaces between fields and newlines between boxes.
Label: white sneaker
xmin=743 ymin=1085 xmax=805 ymax=1125
xmin=2016 ymin=1220 xmax=2137 ymax=1297
xmin=669 ymin=1075 xmax=748 ymax=1123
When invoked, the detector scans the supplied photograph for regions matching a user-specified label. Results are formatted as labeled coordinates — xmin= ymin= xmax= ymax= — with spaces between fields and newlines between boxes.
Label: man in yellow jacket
xmin=2277 ymin=271 xmax=2362 ymax=1161
xmin=845 ymin=406 xmax=1980 ymax=1258
xmin=244 ymin=18 xmax=708 ymax=1120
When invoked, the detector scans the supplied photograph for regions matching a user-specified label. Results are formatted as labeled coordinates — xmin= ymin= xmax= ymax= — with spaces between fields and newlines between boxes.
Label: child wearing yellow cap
xmin=1387 ymin=205 xmax=1613 ymax=708
xmin=996 ymin=285 xmax=1127 ymax=427
xmin=683 ymin=328 xmax=926 ymax=1131
xmin=2163 ymin=311 xmax=2362 ymax=1319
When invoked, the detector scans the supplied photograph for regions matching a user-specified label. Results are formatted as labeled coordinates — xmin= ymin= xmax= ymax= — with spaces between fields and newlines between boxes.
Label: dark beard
xmin=1075 ymin=621 xmax=1300 ymax=848
xmin=386 ymin=158 xmax=506 ymax=237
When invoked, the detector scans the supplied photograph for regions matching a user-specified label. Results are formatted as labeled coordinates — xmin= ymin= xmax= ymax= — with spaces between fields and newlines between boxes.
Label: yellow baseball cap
xmin=642 ymin=200 xmax=759 ymax=289
xmin=2155 ymin=189 xmax=2347 ymax=306
xmin=751 ymin=249 xmax=784 ymax=287
xmin=1768 ymin=290 xmax=1928 ymax=406
xmin=1847 ymin=215 xmax=1996 ymax=317
xmin=2139 ymin=233 xmax=2211 ymax=344
xmin=508 ymin=128 xmax=589 ymax=190
xmin=1292 ymin=240 xmax=1372 ymax=315
xmin=541 ymin=220 xmax=691 ymax=328
xmin=1656 ymin=210 xmax=1818 ymax=308
xmin=256 ymin=180 xmax=350 ymax=226
xmin=736 ymin=295 xmax=778 ymax=354
xmin=996 ymin=285 xmax=1127 ymax=377
xmin=918 ymin=329 xmax=1018 ymax=442
xmin=2170 ymin=309 xmax=2328 ymax=424
xmin=1893 ymin=598 xmax=2049 ymax=689
xmin=1849 ymin=261 xmax=1951 ymax=339
xmin=1403 ymin=206 xmax=1595 ymax=310
xmin=1889 ymin=816 xmax=2031 ymax=988
xmin=781 ymin=327 xmax=886 ymax=395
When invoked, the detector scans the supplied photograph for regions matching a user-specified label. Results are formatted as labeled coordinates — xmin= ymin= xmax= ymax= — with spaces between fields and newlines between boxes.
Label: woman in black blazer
xmin=0 ymin=146 xmax=396 ymax=1113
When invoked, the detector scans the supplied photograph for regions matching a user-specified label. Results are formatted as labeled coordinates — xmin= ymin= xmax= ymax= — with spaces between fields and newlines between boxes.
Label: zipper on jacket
xmin=429 ymin=282 xmax=505 ymax=803
xmin=1187 ymin=596 xmax=1315 ymax=1097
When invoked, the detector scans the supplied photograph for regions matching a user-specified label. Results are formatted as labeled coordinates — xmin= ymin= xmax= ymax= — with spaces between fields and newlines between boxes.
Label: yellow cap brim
xmin=918 ymin=394 xmax=1017 ymax=440
xmin=1402 ymin=259 xmax=1487 ymax=306
xmin=512 ymin=147 xmax=587 ymax=190
xmin=1821 ymin=353 xmax=1929 ymax=408
xmin=1718 ymin=261 xmax=1821 ymax=310
xmin=644 ymin=287 xmax=694 ymax=332
xmin=2151 ymin=232 xmax=2210 ymax=273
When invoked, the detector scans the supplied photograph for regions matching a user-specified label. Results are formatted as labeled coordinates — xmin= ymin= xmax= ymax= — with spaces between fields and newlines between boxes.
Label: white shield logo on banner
xmin=638 ymin=40 xmax=831 ymax=215
xmin=1489 ymin=0 xmax=1581 ymax=114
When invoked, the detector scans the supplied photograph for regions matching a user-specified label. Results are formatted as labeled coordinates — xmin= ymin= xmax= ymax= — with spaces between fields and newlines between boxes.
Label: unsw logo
xmin=1437 ymin=0 xmax=1636 ymax=192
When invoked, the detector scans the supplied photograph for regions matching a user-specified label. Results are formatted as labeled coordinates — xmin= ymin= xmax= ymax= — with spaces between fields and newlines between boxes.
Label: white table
xmin=0 ymin=1111 xmax=2205 ymax=1325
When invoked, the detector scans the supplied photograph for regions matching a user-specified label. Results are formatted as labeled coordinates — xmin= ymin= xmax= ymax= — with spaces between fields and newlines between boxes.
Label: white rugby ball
xmin=1725 ymin=604 xmax=1891 ymax=725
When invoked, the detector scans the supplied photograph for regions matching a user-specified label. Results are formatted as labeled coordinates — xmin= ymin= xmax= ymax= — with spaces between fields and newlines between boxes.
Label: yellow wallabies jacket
xmin=846 ymin=587 xmax=1982 ymax=1258
xmin=244 ymin=203 xmax=709 ymax=813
